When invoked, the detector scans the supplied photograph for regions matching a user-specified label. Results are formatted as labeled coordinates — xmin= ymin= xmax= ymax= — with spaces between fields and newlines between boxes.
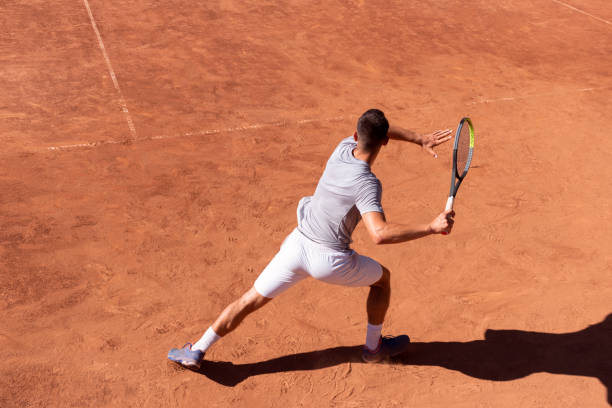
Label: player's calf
xmin=212 ymin=287 xmax=271 ymax=336
xmin=168 ymin=287 xmax=271 ymax=368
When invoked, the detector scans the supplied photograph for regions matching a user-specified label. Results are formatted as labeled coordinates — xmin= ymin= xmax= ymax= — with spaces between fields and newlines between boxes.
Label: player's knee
xmin=372 ymin=266 xmax=390 ymax=289
xmin=381 ymin=266 xmax=391 ymax=286
xmin=240 ymin=287 xmax=271 ymax=313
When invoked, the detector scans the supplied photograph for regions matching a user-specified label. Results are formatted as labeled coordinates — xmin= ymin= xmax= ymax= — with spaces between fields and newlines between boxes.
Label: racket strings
xmin=456 ymin=123 xmax=471 ymax=175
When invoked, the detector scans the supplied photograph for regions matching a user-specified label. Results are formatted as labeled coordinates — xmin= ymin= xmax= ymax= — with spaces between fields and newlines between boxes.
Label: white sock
xmin=365 ymin=323 xmax=383 ymax=352
xmin=192 ymin=327 xmax=221 ymax=352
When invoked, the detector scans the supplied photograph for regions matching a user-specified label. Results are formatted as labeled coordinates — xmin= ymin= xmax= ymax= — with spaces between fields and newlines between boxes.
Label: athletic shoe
xmin=361 ymin=335 xmax=411 ymax=363
xmin=167 ymin=343 xmax=204 ymax=368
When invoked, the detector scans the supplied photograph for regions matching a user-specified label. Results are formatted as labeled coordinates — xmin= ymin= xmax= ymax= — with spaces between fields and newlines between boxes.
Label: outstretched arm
xmin=388 ymin=126 xmax=453 ymax=158
xmin=362 ymin=210 xmax=454 ymax=245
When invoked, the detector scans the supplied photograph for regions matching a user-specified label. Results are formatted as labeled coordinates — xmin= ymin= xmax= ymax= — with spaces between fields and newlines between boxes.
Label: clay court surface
xmin=2 ymin=0 xmax=612 ymax=406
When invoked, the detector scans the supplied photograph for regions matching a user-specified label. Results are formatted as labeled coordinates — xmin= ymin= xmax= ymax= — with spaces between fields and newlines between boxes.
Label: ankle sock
xmin=192 ymin=327 xmax=221 ymax=352
xmin=365 ymin=323 xmax=383 ymax=352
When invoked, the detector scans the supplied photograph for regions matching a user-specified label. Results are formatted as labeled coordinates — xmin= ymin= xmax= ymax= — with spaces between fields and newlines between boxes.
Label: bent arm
xmin=362 ymin=210 xmax=454 ymax=245
xmin=362 ymin=211 xmax=432 ymax=244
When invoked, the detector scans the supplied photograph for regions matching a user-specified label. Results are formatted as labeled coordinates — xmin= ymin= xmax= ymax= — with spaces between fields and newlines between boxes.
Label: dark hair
xmin=357 ymin=109 xmax=389 ymax=152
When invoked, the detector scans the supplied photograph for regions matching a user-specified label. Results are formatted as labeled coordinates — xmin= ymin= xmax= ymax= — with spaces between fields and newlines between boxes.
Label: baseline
xmin=46 ymin=86 xmax=610 ymax=152
xmin=469 ymin=86 xmax=610 ymax=104
xmin=48 ymin=116 xmax=346 ymax=151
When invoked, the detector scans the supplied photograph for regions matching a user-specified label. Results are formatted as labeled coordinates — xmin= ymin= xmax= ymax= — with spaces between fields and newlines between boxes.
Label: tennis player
xmin=168 ymin=109 xmax=454 ymax=367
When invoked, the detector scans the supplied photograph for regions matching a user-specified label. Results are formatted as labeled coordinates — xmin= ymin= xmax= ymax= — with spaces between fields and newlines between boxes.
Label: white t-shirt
xmin=297 ymin=136 xmax=384 ymax=251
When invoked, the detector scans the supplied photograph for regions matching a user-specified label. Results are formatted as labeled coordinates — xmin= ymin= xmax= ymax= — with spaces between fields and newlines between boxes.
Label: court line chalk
xmin=82 ymin=0 xmax=137 ymax=138
xmin=148 ymin=116 xmax=346 ymax=141
xmin=47 ymin=140 xmax=124 ymax=151
xmin=550 ymin=0 xmax=612 ymax=26
xmin=45 ymin=86 xmax=610 ymax=151
xmin=47 ymin=115 xmax=347 ymax=150
xmin=468 ymin=86 xmax=609 ymax=104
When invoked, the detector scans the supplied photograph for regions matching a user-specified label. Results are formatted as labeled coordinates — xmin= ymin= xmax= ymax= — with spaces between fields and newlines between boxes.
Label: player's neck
xmin=352 ymin=147 xmax=378 ymax=166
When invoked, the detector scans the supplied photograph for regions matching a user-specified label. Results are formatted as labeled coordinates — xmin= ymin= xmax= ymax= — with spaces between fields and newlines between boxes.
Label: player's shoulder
xmin=357 ymin=170 xmax=382 ymax=191
xmin=334 ymin=135 xmax=356 ymax=152
xmin=328 ymin=136 xmax=356 ymax=162
xmin=339 ymin=135 xmax=356 ymax=145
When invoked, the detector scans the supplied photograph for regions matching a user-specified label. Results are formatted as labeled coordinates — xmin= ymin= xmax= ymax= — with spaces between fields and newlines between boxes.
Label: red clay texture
xmin=1 ymin=0 xmax=611 ymax=407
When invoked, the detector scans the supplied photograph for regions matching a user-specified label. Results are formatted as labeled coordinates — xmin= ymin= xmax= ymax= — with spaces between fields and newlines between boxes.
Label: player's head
xmin=356 ymin=109 xmax=389 ymax=153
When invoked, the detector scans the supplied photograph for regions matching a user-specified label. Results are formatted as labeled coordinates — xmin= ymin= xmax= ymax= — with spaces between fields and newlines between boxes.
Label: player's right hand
xmin=428 ymin=209 xmax=455 ymax=234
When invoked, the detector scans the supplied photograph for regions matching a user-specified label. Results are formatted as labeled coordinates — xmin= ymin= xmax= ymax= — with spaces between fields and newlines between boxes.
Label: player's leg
xmin=167 ymin=288 xmax=270 ymax=369
xmin=362 ymin=264 xmax=390 ymax=353
xmin=182 ymin=286 xmax=271 ymax=362
xmin=366 ymin=265 xmax=390 ymax=326
xmin=304 ymin=248 xmax=409 ymax=363
xmin=362 ymin=264 xmax=410 ymax=363
xmin=168 ymin=229 xmax=308 ymax=368
xmin=363 ymin=265 xmax=390 ymax=355
xmin=211 ymin=287 xmax=271 ymax=336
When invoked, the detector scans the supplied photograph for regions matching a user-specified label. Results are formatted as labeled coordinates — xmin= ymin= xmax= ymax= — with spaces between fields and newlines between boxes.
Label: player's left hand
xmin=422 ymin=129 xmax=453 ymax=158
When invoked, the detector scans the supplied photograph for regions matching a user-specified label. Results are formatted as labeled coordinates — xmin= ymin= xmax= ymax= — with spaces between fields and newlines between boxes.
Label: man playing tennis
xmin=168 ymin=109 xmax=454 ymax=367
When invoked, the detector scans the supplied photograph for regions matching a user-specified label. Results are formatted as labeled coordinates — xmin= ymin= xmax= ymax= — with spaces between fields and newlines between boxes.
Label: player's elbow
xmin=372 ymin=235 xmax=384 ymax=245
xmin=370 ymin=230 xmax=387 ymax=245
xmin=363 ymin=213 xmax=389 ymax=245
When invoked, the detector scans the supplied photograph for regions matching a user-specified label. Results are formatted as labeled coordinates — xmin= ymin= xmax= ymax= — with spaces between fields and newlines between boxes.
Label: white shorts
xmin=254 ymin=228 xmax=383 ymax=298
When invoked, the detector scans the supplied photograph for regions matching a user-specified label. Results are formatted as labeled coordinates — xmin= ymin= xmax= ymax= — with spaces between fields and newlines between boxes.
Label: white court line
xmin=152 ymin=116 xmax=347 ymax=139
xmin=47 ymin=116 xmax=347 ymax=150
xmin=469 ymin=86 xmax=608 ymax=104
xmin=46 ymin=86 xmax=610 ymax=151
xmin=82 ymin=0 xmax=137 ymax=138
xmin=47 ymin=140 xmax=123 ymax=151
xmin=550 ymin=0 xmax=612 ymax=26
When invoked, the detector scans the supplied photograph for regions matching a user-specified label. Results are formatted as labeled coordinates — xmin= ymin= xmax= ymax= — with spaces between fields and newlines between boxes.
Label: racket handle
xmin=441 ymin=196 xmax=454 ymax=235
xmin=445 ymin=196 xmax=454 ymax=211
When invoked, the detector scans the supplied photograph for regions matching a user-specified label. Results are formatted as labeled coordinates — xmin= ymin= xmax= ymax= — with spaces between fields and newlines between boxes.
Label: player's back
xmin=297 ymin=137 xmax=383 ymax=251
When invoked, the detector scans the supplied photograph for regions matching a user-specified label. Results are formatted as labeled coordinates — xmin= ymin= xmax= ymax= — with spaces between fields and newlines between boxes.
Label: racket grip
xmin=445 ymin=196 xmax=454 ymax=211
xmin=441 ymin=196 xmax=454 ymax=235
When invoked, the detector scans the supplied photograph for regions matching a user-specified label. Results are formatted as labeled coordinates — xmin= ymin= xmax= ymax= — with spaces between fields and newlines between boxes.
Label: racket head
xmin=453 ymin=117 xmax=475 ymax=180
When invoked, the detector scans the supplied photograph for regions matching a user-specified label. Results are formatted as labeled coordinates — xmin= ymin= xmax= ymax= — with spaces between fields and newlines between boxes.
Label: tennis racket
xmin=445 ymin=117 xmax=475 ymax=212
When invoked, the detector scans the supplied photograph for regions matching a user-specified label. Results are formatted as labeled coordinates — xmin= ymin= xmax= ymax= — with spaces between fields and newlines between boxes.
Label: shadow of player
xmin=193 ymin=313 xmax=611 ymax=405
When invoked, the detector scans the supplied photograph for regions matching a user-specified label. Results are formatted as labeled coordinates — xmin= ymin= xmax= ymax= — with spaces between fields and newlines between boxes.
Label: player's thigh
xmin=253 ymin=230 xmax=309 ymax=298
xmin=308 ymin=248 xmax=383 ymax=288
